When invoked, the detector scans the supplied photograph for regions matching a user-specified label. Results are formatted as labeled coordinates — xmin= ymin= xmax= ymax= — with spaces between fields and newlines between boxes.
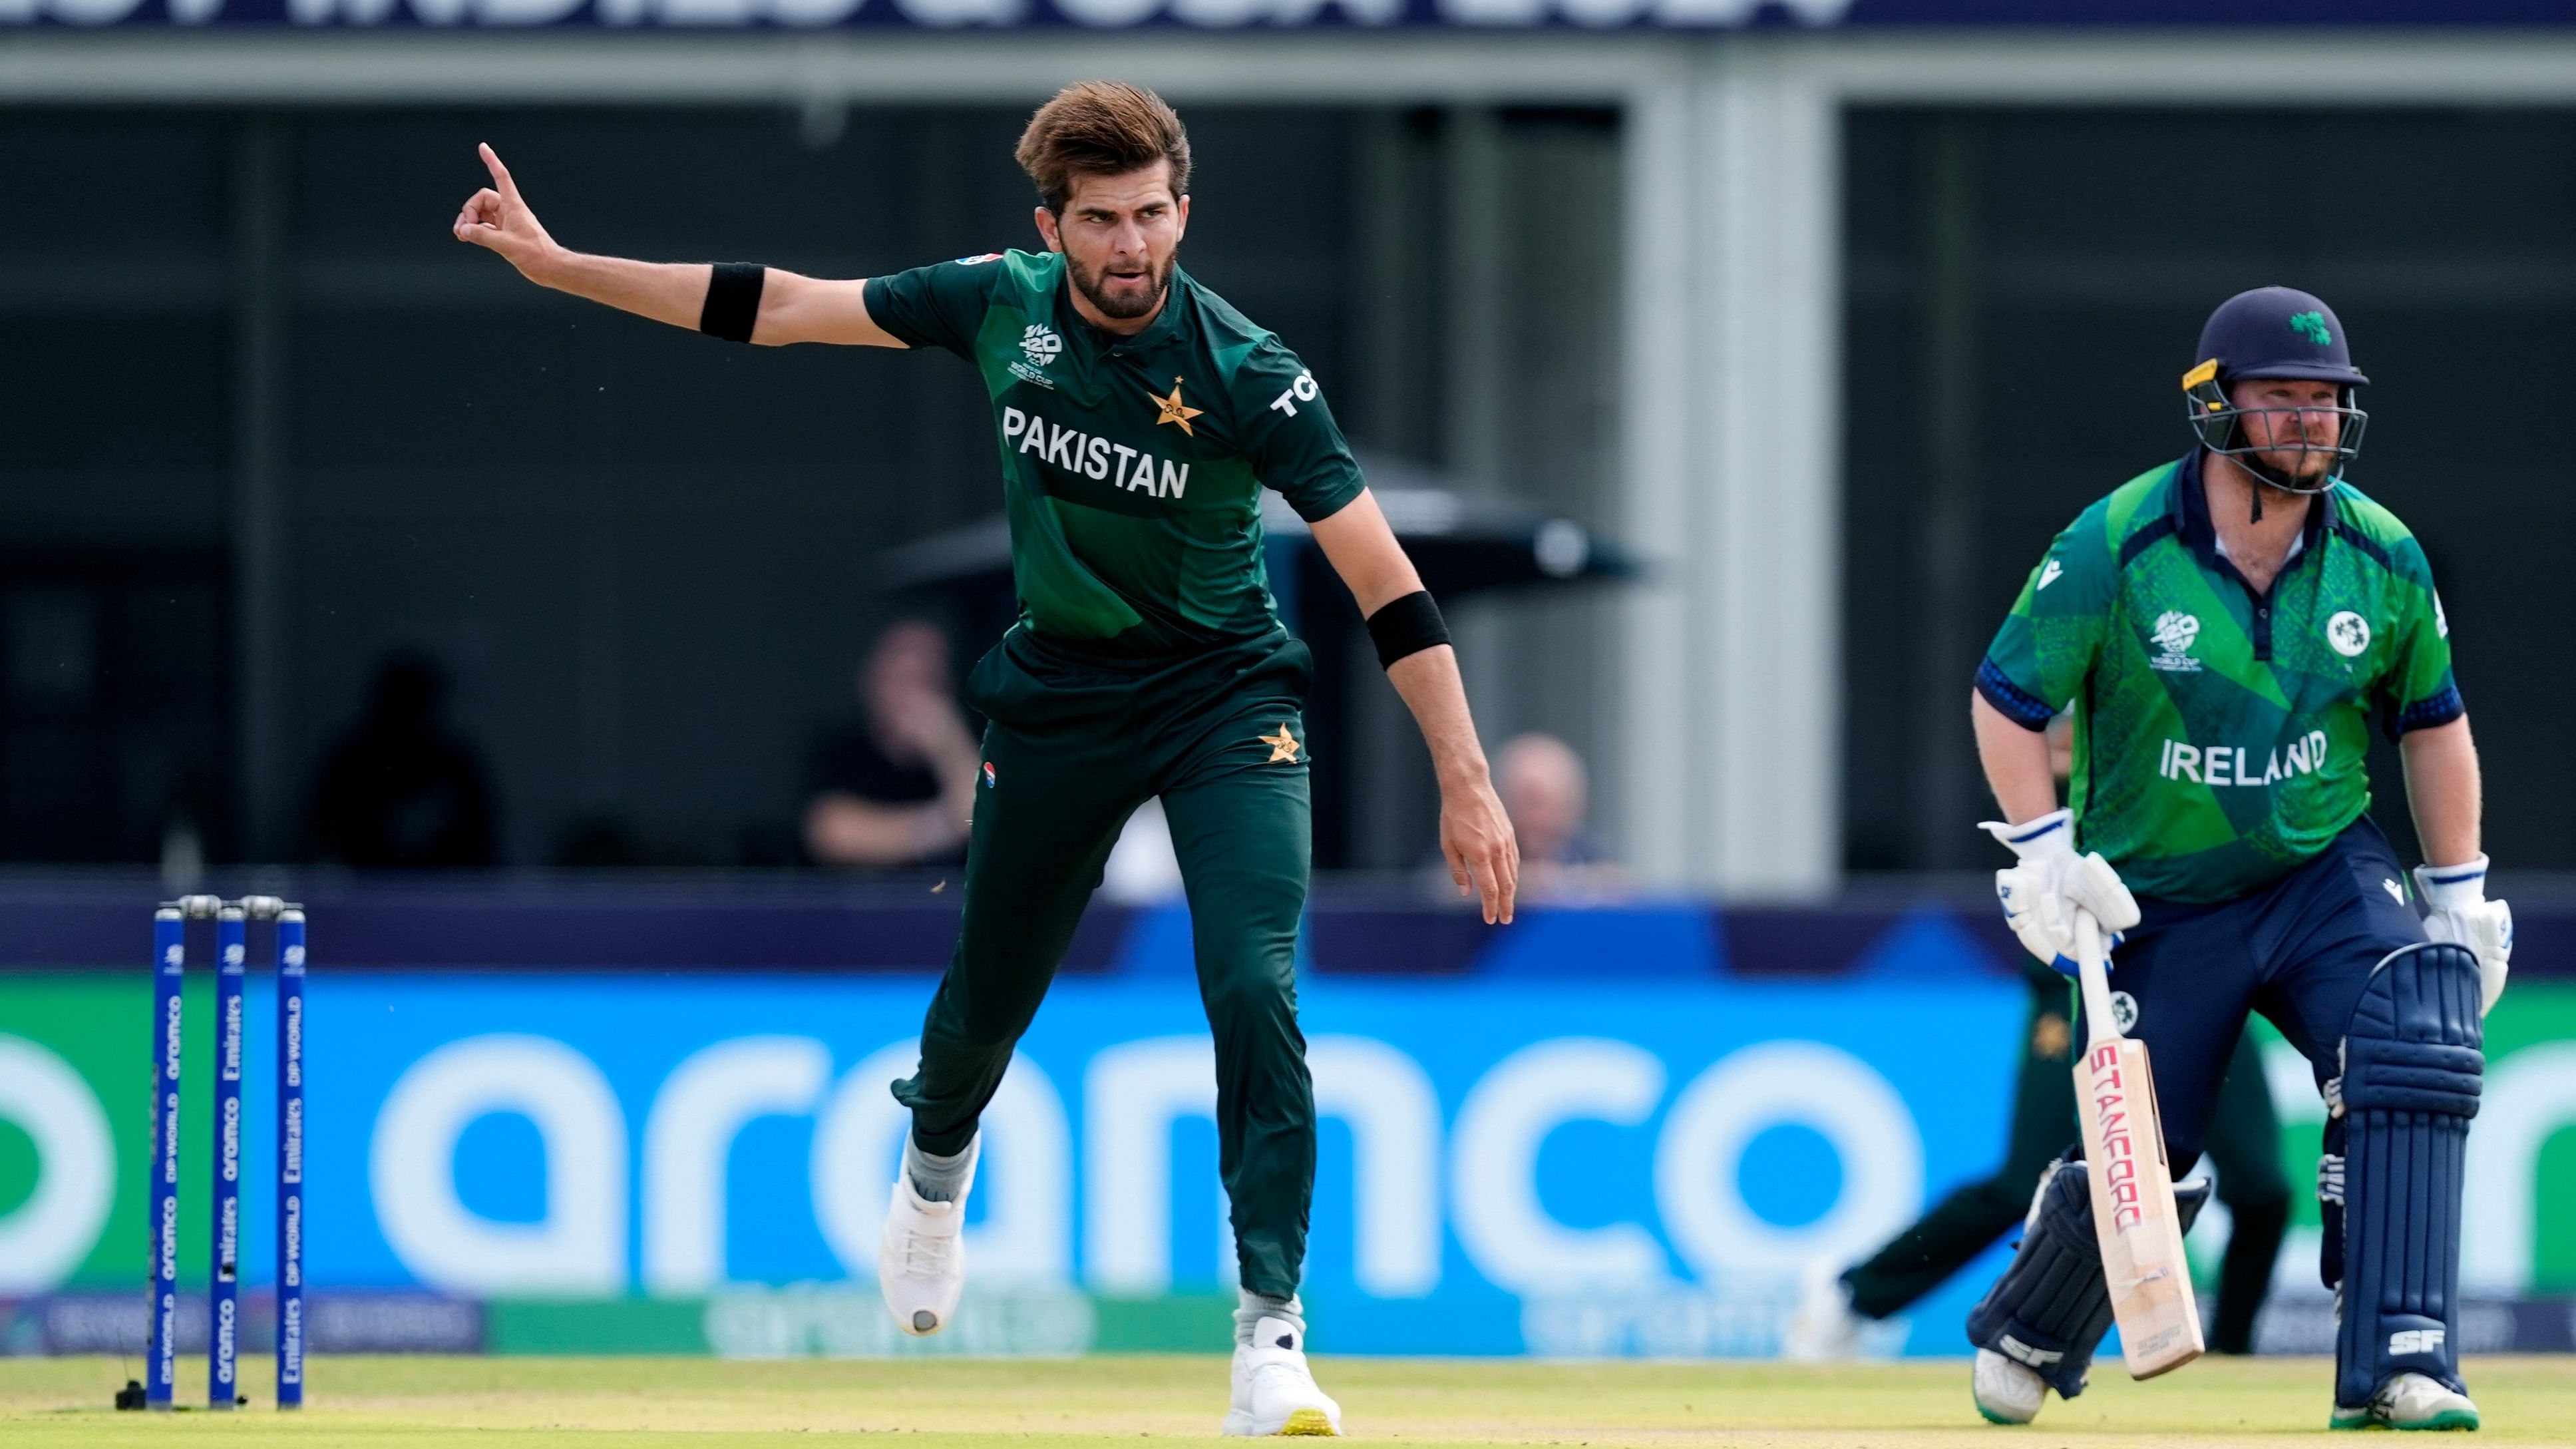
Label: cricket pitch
xmin=6 ymin=1354 xmax=2572 ymax=1446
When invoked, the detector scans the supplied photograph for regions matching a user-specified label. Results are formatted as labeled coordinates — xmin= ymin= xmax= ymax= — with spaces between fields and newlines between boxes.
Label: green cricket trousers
xmin=892 ymin=625 xmax=1319 ymax=1300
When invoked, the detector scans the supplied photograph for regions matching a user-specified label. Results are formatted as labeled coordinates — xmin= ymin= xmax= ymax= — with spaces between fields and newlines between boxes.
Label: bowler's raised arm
xmin=451 ymin=143 xmax=900 ymax=348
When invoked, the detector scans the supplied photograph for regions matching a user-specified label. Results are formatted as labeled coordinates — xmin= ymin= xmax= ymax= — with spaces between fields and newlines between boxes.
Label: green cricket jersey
xmin=863 ymin=250 xmax=1365 ymax=660
xmin=1976 ymin=452 xmax=2462 ymax=903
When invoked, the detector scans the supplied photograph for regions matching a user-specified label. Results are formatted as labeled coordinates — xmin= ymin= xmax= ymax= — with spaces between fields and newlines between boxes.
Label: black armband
xmin=1366 ymin=590 xmax=1450 ymax=669
xmin=698 ymin=262 xmax=767 ymax=343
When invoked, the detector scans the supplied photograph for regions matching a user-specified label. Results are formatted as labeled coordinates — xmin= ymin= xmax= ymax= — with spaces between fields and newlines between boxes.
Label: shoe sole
xmin=2328 ymin=1408 xmax=2481 ymax=1432
xmin=1222 ymin=1408 xmax=1340 ymax=1437
xmin=1972 ymin=1390 xmax=2037 ymax=1426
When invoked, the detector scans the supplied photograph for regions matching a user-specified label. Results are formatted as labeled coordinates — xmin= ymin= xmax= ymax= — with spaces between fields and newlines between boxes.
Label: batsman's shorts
xmin=2084 ymin=815 xmax=2424 ymax=1175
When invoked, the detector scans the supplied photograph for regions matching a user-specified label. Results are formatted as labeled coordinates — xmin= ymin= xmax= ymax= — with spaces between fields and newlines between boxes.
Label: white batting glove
xmin=1980 ymin=809 xmax=2141 ymax=977
xmin=2414 ymin=855 xmax=2511 ymax=1016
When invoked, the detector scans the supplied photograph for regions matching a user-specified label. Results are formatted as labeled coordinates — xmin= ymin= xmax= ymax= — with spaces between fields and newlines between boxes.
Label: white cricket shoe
xmin=1971 ymin=1348 xmax=2048 ymax=1426
xmin=1222 ymin=1315 xmax=1342 ymax=1436
xmin=1784 ymin=1259 xmax=1865 ymax=1362
xmin=876 ymin=1137 xmax=977 ymax=1337
xmin=2330 ymin=1372 xmax=2480 ymax=1432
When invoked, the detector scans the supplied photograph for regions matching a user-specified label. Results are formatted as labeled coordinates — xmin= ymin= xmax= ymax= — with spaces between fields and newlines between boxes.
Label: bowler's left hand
xmin=1441 ymin=777 xmax=1519 ymax=925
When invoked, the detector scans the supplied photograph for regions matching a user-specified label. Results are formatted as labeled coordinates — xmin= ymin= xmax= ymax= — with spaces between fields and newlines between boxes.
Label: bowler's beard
xmin=1068 ymin=249 xmax=1175 ymax=322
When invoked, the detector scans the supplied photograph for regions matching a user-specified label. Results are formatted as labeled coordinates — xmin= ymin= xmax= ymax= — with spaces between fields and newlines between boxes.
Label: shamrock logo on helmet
xmin=2288 ymin=310 xmax=2333 ymax=347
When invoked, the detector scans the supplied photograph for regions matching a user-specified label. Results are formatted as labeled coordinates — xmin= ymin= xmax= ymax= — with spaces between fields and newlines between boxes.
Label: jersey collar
xmin=2173 ymin=448 xmax=2338 ymax=573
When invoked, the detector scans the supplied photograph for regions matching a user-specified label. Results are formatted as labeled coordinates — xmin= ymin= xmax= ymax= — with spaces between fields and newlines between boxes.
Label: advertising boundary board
xmin=7 ymin=964 xmax=2576 ymax=1357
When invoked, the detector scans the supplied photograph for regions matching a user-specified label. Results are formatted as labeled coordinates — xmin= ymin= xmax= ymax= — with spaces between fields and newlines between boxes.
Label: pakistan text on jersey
xmin=2158 ymin=731 xmax=2332 ymax=789
xmin=1003 ymin=406 xmax=1189 ymax=501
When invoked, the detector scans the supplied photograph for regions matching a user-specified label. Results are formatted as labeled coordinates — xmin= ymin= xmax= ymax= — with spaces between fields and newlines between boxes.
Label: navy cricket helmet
xmin=2182 ymin=286 xmax=2368 ymax=499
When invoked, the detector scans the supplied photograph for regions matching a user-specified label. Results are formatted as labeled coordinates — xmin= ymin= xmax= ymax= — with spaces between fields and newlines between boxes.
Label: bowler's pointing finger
xmin=478 ymin=143 xmax=520 ymax=201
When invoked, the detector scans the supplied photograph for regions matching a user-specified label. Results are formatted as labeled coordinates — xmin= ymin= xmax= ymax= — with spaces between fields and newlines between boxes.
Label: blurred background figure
xmin=1494 ymin=731 xmax=1621 ymax=901
xmin=803 ymin=620 xmax=979 ymax=870
xmin=304 ymin=650 xmax=500 ymax=869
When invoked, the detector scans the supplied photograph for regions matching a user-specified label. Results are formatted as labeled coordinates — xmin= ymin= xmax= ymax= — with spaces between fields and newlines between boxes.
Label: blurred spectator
xmin=307 ymin=650 xmax=501 ymax=868
xmin=1495 ymin=731 xmax=1622 ymax=901
xmin=803 ymin=621 xmax=979 ymax=869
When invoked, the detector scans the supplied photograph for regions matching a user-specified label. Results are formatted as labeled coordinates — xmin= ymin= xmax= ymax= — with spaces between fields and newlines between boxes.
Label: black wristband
xmin=1366 ymin=590 xmax=1450 ymax=669
xmin=698 ymin=262 xmax=766 ymax=343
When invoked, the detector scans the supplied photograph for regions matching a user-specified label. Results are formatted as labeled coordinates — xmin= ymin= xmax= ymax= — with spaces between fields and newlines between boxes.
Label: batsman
xmin=455 ymin=83 xmax=1520 ymax=1435
xmin=1960 ymin=287 xmax=2509 ymax=1430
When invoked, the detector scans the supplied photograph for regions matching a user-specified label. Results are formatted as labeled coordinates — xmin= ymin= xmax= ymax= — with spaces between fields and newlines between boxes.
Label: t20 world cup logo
xmin=2148 ymin=611 xmax=2202 ymax=674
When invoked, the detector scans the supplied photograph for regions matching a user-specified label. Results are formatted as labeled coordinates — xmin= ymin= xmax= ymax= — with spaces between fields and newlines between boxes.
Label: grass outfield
xmin=3 ymin=1354 xmax=2571 ymax=1446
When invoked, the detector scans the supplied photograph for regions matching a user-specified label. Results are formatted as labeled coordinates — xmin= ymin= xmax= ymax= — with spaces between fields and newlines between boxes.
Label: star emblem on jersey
xmin=2327 ymin=610 xmax=2372 ymax=658
xmin=1151 ymin=379 xmax=1203 ymax=436
xmin=1259 ymin=725 xmax=1299 ymax=763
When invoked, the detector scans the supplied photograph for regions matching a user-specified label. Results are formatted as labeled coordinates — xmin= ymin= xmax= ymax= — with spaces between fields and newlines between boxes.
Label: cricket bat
xmin=2070 ymin=907 xmax=2205 ymax=1379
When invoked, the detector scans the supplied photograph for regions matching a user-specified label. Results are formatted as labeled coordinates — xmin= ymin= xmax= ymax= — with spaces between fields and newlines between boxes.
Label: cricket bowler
xmin=453 ymin=83 xmax=1520 ymax=1435
xmin=1959 ymin=288 xmax=2508 ymax=1429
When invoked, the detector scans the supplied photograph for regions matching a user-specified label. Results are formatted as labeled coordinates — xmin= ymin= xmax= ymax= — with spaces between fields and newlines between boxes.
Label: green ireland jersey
xmin=863 ymin=250 xmax=1364 ymax=660
xmin=1976 ymin=452 xmax=2462 ymax=904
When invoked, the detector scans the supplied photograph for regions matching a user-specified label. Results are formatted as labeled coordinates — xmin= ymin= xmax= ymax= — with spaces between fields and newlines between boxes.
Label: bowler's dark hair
xmin=1015 ymin=82 xmax=1192 ymax=214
